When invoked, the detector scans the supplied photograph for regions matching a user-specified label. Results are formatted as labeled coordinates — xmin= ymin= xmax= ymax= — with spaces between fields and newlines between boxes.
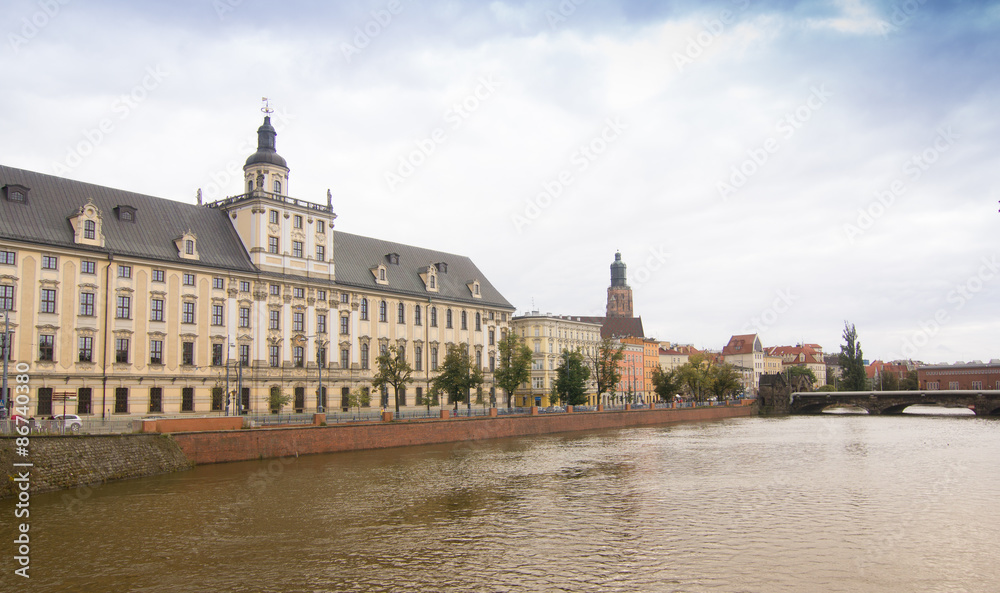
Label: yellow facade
xmin=510 ymin=313 xmax=602 ymax=407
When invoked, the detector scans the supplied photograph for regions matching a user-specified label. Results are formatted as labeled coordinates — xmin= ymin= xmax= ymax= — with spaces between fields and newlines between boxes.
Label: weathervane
xmin=261 ymin=97 xmax=273 ymax=115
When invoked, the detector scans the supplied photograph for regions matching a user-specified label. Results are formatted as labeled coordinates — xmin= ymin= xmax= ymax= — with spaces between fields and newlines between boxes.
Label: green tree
xmin=839 ymin=322 xmax=867 ymax=391
xmin=432 ymin=344 xmax=483 ymax=411
xmin=650 ymin=366 xmax=683 ymax=401
xmin=708 ymin=363 xmax=743 ymax=399
xmin=346 ymin=386 xmax=371 ymax=413
xmin=676 ymin=353 xmax=712 ymax=401
xmin=875 ymin=369 xmax=899 ymax=391
xmin=590 ymin=338 xmax=624 ymax=405
xmin=786 ymin=365 xmax=817 ymax=386
xmin=554 ymin=349 xmax=591 ymax=406
xmin=371 ymin=345 xmax=414 ymax=415
xmin=268 ymin=386 xmax=291 ymax=413
xmin=900 ymin=369 xmax=919 ymax=390
xmin=495 ymin=332 xmax=532 ymax=408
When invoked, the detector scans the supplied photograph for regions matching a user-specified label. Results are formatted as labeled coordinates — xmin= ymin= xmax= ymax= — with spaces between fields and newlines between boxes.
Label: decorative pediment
xmin=68 ymin=199 xmax=105 ymax=247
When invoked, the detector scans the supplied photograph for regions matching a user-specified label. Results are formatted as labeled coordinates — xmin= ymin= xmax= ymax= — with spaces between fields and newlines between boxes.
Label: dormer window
xmin=386 ymin=253 xmax=400 ymax=265
xmin=3 ymin=184 xmax=29 ymax=203
xmin=115 ymin=205 xmax=137 ymax=222
xmin=467 ymin=280 xmax=482 ymax=299
xmin=435 ymin=262 xmax=448 ymax=274
xmin=379 ymin=268 xmax=386 ymax=281
xmin=84 ymin=220 xmax=96 ymax=240
xmin=372 ymin=264 xmax=389 ymax=285
xmin=429 ymin=275 xmax=436 ymax=289
xmin=175 ymin=231 xmax=200 ymax=261
xmin=70 ymin=200 xmax=105 ymax=247
xmin=420 ymin=265 xmax=439 ymax=293
xmin=185 ymin=239 xmax=195 ymax=255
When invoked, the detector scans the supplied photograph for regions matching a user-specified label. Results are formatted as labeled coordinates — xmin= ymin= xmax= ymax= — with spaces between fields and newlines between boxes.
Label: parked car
xmin=52 ymin=414 xmax=83 ymax=433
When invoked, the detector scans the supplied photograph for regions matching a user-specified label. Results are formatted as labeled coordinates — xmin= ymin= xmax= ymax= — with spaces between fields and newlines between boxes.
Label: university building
xmin=0 ymin=113 xmax=513 ymax=418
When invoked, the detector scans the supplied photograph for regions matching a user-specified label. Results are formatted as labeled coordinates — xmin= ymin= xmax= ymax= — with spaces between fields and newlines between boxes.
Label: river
xmin=4 ymin=411 xmax=997 ymax=592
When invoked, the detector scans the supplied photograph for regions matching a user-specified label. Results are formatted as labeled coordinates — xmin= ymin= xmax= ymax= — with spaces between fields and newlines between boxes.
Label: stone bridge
xmin=789 ymin=390 xmax=1000 ymax=416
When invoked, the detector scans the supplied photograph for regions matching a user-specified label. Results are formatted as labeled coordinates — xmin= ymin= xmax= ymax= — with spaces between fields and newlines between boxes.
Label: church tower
xmin=606 ymin=251 xmax=633 ymax=318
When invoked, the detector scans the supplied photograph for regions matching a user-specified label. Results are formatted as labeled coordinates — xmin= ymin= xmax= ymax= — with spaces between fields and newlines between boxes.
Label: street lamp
xmin=306 ymin=335 xmax=327 ymax=413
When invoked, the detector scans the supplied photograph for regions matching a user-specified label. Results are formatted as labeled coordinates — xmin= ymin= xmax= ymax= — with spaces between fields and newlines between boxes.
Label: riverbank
xmin=1 ymin=405 xmax=752 ymax=497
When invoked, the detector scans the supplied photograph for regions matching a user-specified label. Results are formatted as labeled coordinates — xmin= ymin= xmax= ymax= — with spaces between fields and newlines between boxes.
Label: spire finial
xmin=327 ymin=189 xmax=332 ymax=209
xmin=261 ymin=97 xmax=273 ymax=115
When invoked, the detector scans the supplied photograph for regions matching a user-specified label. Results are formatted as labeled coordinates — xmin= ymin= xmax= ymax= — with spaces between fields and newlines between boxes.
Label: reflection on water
xmin=5 ymin=414 xmax=998 ymax=592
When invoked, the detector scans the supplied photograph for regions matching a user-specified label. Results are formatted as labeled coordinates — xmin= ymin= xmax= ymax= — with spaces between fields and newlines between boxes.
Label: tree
xmin=707 ymin=363 xmax=743 ymax=399
xmin=554 ymin=349 xmax=591 ymax=406
xmin=650 ymin=366 xmax=683 ymax=401
xmin=876 ymin=369 xmax=899 ymax=391
xmin=590 ymin=338 xmax=624 ymax=405
xmin=676 ymin=353 xmax=712 ymax=401
xmin=432 ymin=344 xmax=483 ymax=411
xmin=900 ymin=369 xmax=919 ymax=390
xmin=371 ymin=345 xmax=414 ymax=415
xmin=839 ymin=322 xmax=867 ymax=391
xmin=495 ymin=332 xmax=532 ymax=408
xmin=346 ymin=386 xmax=371 ymax=413
xmin=268 ymin=386 xmax=291 ymax=413
xmin=786 ymin=365 xmax=817 ymax=387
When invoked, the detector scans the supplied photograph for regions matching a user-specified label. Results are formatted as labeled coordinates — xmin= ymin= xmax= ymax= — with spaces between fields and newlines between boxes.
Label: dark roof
xmin=0 ymin=165 xmax=257 ymax=272
xmin=332 ymin=230 xmax=513 ymax=309
xmin=577 ymin=315 xmax=645 ymax=339
xmin=245 ymin=116 xmax=288 ymax=168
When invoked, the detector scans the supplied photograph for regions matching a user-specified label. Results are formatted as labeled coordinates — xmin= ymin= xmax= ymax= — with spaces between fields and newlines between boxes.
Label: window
xmin=37 ymin=388 xmax=53 ymax=416
xmin=239 ymin=344 xmax=250 ymax=366
xmin=212 ymin=304 xmax=224 ymax=326
xmin=430 ymin=307 xmax=437 ymax=327
xmin=38 ymin=289 xmax=56 ymax=314
xmin=114 ymin=387 xmax=128 ymax=414
xmin=429 ymin=275 xmax=436 ymax=289
xmin=185 ymin=239 xmax=195 ymax=255
xmin=972 ymin=381 xmax=983 ymax=390
xmin=461 ymin=311 xmax=467 ymax=330
xmin=269 ymin=310 xmax=280 ymax=330
xmin=42 ymin=255 xmax=58 ymax=270
xmin=293 ymin=346 xmax=304 ymax=367
xmin=80 ymin=292 xmax=95 ymax=316
xmin=360 ymin=343 xmax=369 ymax=370
xmin=533 ymin=377 xmax=544 ymax=390
xmin=212 ymin=388 xmax=223 ymax=411
xmin=150 ymin=340 xmax=163 ymax=365
xmin=293 ymin=241 xmax=303 ymax=258
xmin=269 ymin=210 xmax=279 ymax=224
xmin=489 ymin=329 xmax=495 ymax=346
xmin=212 ymin=343 xmax=224 ymax=366
xmin=182 ymin=302 xmax=195 ymax=324
xmin=213 ymin=277 xmax=224 ymax=290
xmin=183 ymin=273 xmax=195 ymax=286
xmin=268 ymin=237 xmax=279 ymax=254
xmin=151 ymin=298 xmax=164 ymax=322
xmin=84 ymin=220 xmax=96 ymax=239
xmin=475 ymin=313 xmax=481 ymax=331
xmin=317 ymin=220 xmax=325 ymax=233
xmin=78 ymin=336 xmax=93 ymax=363
xmin=293 ymin=214 xmax=303 ymax=228
xmin=240 ymin=280 xmax=250 ymax=292
xmin=0 ymin=250 xmax=15 ymax=265
xmin=489 ymin=311 xmax=494 ymax=321
xmin=431 ymin=347 xmax=438 ymax=371
xmin=379 ymin=300 xmax=387 ymax=322
xmin=317 ymin=290 xmax=326 ymax=301
xmin=340 ymin=316 xmax=349 ymax=335
xmin=274 ymin=180 xmax=282 ymax=194
xmin=317 ymin=314 xmax=327 ymax=334
xmin=293 ymin=287 xmax=305 ymax=299
xmin=379 ymin=268 xmax=386 ymax=282
xmin=149 ymin=387 xmax=162 ymax=413
xmin=293 ymin=311 xmax=304 ymax=331
xmin=340 ymin=348 xmax=349 ymax=370
xmin=151 ymin=269 xmax=164 ymax=282
xmin=81 ymin=259 xmax=95 ymax=274
xmin=490 ymin=355 xmax=495 ymax=372
xmin=316 ymin=245 xmax=325 ymax=261
xmin=341 ymin=292 xmax=349 ymax=303
xmin=360 ymin=298 xmax=369 ymax=320
xmin=115 ymin=338 xmax=129 ymax=363
xmin=270 ymin=284 xmax=280 ymax=296
xmin=38 ymin=334 xmax=54 ymax=361
xmin=182 ymin=342 xmax=194 ymax=365
xmin=397 ymin=303 xmax=405 ymax=324
xmin=949 ymin=381 xmax=959 ymax=390
xmin=415 ymin=345 xmax=423 ymax=371
xmin=446 ymin=309 xmax=453 ymax=329
xmin=77 ymin=388 xmax=92 ymax=415
xmin=269 ymin=346 xmax=280 ymax=368
xmin=182 ymin=387 xmax=195 ymax=412
xmin=117 ymin=296 xmax=131 ymax=319
xmin=476 ymin=350 xmax=482 ymax=369
xmin=239 ymin=307 xmax=250 ymax=328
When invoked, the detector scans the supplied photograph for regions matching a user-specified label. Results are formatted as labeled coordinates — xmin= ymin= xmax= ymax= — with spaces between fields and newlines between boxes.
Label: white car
xmin=52 ymin=414 xmax=83 ymax=433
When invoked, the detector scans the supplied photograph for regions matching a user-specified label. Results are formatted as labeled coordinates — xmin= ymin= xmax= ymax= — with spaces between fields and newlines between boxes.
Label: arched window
xmin=475 ymin=313 xmax=481 ymax=331
xmin=379 ymin=268 xmax=386 ymax=282
xmin=360 ymin=343 xmax=369 ymax=369
xmin=461 ymin=311 xmax=467 ymax=330
xmin=397 ymin=303 xmax=405 ymax=323
xmin=414 ymin=305 xmax=422 ymax=326
xmin=446 ymin=309 xmax=453 ymax=328
xmin=429 ymin=275 xmax=436 ymax=289
xmin=430 ymin=307 xmax=437 ymax=327
xmin=274 ymin=179 xmax=281 ymax=194
xmin=379 ymin=300 xmax=387 ymax=322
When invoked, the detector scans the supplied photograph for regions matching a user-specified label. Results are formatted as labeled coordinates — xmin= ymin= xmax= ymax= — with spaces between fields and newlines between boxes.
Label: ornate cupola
xmin=606 ymin=251 xmax=633 ymax=318
xmin=244 ymin=99 xmax=290 ymax=196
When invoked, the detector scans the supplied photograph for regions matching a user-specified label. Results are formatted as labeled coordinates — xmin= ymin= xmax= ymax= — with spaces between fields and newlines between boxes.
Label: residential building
xmin=615 ymin=339 xmax=645 ymax=403
xmin=510 ymin=312 xmax=602 ymax=407
xmin=721 ymin=334 xmax=764 ymax=395
xmin=765 ymin=344 xmax=827 ymax=388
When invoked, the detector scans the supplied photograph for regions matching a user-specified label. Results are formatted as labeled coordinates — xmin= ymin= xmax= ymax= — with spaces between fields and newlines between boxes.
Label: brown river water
xmin=3 ymin=410 xmax=997 ymax=592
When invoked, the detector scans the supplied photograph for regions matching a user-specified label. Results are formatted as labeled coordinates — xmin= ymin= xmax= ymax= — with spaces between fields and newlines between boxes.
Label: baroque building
xmin=509 ymin=312 xmax=602 ymax=407
xmin=0 ymin=113 xmax=513 ymax=418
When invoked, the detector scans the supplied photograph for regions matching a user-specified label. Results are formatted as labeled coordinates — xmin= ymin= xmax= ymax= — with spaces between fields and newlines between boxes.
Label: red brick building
xmin=918 ymin=361 xmax=1000 ymax=390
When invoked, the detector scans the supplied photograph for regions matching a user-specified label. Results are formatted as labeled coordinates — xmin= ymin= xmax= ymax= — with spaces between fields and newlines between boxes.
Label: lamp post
xmin=1 ymin=309 xmax=9 ymax=419
xmin=306 ymin=335 xmax=326 ymax=413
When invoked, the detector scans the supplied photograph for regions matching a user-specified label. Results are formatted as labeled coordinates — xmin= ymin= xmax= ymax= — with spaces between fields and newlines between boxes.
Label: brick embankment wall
xmin=173 ymin=405 xmax=752 ymax=465
xmin=0 ymin=434 xmax=192 ymax=498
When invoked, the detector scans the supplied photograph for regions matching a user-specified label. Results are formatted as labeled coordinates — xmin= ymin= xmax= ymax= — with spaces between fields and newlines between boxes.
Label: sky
xmin=2 ymin=0 xmax=998 ymax=365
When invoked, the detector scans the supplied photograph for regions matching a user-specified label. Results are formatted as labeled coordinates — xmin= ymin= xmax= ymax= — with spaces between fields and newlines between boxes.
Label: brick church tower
xmin=606 ymin=251 xmax=633 ymax=318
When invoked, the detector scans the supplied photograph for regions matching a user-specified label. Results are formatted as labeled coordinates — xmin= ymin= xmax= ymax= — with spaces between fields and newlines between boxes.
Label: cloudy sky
xmin=2 ymin=0 xmax=998 ymax=364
